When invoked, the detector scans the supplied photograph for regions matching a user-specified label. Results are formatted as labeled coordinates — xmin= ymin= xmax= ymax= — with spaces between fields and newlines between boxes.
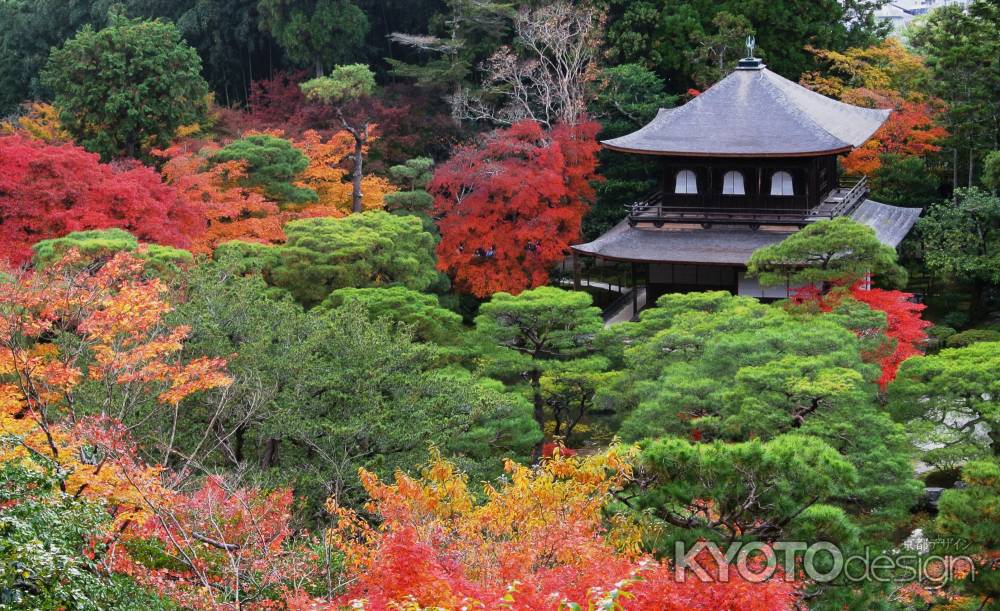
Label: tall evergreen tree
xmin=910 ymin=0 xmax=1000 ymax=188
xmin=42 ymin=15 xmax=209 ymax=160
xmin=258 ymin=0 xmax=369 ymax=76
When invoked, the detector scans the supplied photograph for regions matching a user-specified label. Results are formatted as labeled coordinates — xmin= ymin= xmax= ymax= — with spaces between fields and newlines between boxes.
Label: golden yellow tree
xmin=0 ymin=251 xmax=231 ymax=526
xmin=0 ymin=102 xmax=72 ymax=143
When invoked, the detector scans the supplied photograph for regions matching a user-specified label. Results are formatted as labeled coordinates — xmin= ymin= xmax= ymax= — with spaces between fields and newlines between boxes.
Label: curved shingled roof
xmin=602 ymin=62 xmax=891 ymax=157
xmin=570 ymin=200 xmax=920 ymax=264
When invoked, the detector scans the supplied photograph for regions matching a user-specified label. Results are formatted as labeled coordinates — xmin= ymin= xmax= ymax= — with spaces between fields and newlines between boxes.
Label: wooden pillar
xmin=756 ymin=166 xmax=763 ymax=209
xmin=705 ymin=161 xmax=713 ymax=207
xmin=572 ymin=252 xmax=581 ymax=291
xmin=807 ymin=157 xmax=818 ymax=210
xmin=631 ymin=263 xmax=639 ymax=317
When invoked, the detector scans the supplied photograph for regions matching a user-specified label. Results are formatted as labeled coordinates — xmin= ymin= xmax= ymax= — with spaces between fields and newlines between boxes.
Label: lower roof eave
xmin=568 ymin=247 xmax=751 ymax=267
xmin=571 ymin=199 xmax=921 ymax=267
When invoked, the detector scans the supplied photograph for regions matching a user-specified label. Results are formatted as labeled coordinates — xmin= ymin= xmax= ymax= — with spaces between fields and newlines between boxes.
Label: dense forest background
xmin=1 ymin=0 xmax=998 ymax=609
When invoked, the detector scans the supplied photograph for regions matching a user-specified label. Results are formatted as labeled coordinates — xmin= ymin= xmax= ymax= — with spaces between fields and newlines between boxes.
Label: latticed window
xmin=770 ymin=171 xmax=794 ymax=196
xmin=674 ymin=169 xmax=698 ymax=194
xmin=722 ymin=171 xmax=745 ymax=195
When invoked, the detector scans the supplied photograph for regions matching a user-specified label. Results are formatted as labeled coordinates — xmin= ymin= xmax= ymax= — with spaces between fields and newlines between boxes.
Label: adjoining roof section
xmin=601 ymin=65 xmax=891 ymax=158
xmin=849 ymin=199 xmax=922 ymax=247
xmin=571 ymin=200 xmax=920 ymax=264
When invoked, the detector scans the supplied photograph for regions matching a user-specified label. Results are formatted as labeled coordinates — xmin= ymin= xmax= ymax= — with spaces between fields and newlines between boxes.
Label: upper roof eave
xmin=599 ymin=142 xmax=855 ymax=158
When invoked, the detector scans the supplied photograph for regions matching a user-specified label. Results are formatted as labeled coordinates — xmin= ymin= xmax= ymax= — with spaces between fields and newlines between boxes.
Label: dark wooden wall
xmin=657 ymin=155 xmax=839 ymax=212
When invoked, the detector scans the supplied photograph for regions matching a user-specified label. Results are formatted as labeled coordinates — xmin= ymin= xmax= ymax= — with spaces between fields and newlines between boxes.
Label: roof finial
xmin=745 ymin=35 xmax=756 ymax=60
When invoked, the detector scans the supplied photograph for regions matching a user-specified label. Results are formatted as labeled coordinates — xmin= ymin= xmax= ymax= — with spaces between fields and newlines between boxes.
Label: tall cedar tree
xmin=431 ymin=120 xmax=601 ymax=297
xmin=0 ymin=135 xmax=203 ymax=267
xmin=42 ymin=15 xmax=209 ymax=161
xmin=257 ymin=0 xmax=368 ymax=77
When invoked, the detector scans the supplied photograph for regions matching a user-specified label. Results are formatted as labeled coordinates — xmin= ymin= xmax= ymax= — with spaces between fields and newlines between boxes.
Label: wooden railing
xmin=625 ymin=175 xmax=870 ymax=228
xmin=625 ymin=191 xmax=812 ymax=228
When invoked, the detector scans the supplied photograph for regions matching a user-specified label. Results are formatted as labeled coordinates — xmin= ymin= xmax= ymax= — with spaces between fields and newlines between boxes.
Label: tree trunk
xmin=314 ymin=56 xmax=324 ymax=78
xmin=261 ymin=438 xmax=280 ymax=469
xmin=565 ymin=399 xmax=587 ymax=445
xmin=234 ymin=425 xmax=245 ymax=464
xmin=953 ymin=148 xmax=959 ymax=202
xmin=968 ymin=148 xmax=974 ymax=187
xmin=351 ymin=134 xmax=364 ymax=213
xmin=968 ymin=278 xmax=988 ymax=323
xmin=530 ymin=369 xmax=545 ymax=461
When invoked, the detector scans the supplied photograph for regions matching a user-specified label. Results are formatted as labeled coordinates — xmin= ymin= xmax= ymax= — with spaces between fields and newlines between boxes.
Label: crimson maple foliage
xmin=849 ymin=283 xmax=931 ymax=387
xmin=794 ymin=280 xmax=930 ymax=387
xmin=0 ymin=135 xmax=203 ymax=266
xmin=431 ymin=120 xmax=601 ymax=297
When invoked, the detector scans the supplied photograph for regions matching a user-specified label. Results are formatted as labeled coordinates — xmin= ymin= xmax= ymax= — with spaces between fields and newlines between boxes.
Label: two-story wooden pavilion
xmin=570 ymin=52 xmax=921 ymax=317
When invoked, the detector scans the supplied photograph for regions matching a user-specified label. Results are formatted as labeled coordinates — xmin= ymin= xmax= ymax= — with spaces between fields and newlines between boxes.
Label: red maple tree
xmin=840 ymin=90 xmax=947 ymax=176
xmin=793 ymin=280 xmax=930 ymax=387
xmin=430 ymin=120 xmax=601 ymax=298
xmin=0 ymin=135 xmax=203 ymax=266
xmin=849 ymin=283 xmax=931 ymax=387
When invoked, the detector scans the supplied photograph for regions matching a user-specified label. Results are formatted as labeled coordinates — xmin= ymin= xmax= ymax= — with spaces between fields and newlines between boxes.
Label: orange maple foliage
xmin=801 ymin=40 xmax=948 ymax=175
xmin=0 ymin=390 xmax=168 ymax=529
xmin=293 ymin=129 xmax=396 ymax=214
xmin=0 ymin=251 xmax=231 ymax=527
xmin=159 ymin=129 xmax=397 ymax=253
xmin=840 ymin=90 xmax=948 ymax=176
xmin=0 ymin=251 xmax=330 ymax=609
xmin=315 ymin=447 xmax=800 ymax=610
xmin=0 ymin=250 xmax=231 ymax=413
xmin=157 ymin=142 xmax=286 ymax=253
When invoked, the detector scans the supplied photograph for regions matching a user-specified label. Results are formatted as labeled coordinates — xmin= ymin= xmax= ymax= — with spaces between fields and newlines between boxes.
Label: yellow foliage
xmin=0 ymin=251 xmax=229 ymax=527
xmin=0 ymin=383 xmax=168 ymax=528
xmin=801 ymin=39 xmax=931 ymax=101
xmin=327 ymin=445 xmax=643 ymax=587
xmin=0 ymin=102 xmax=71 ymax=143
xmin=175 ymin=123 xmax=203 ymax=139
xmin=293 ymin=129 xmax=397 ymax=213
xmin=246 ymin=128 xmax=398 ymax=213
xmin=173 ymin=94 xmax=216 ymax=139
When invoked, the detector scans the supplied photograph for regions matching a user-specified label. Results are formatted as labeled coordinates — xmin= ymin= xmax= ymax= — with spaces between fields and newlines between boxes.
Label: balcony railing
xmin=625 ymin=175 xmax=869 ymax=229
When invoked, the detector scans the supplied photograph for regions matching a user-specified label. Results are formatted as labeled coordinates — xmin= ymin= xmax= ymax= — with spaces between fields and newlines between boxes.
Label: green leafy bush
xmin=945 ymin=328 xmax=1000 ymax=348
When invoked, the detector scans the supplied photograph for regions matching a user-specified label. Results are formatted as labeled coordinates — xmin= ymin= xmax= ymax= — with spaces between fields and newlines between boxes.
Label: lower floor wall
xmin=648 ymin=263 xmax=794 ymax=302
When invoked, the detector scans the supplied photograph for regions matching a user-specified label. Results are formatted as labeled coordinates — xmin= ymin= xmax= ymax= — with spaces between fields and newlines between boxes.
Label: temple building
xmin=570 ymin=50 xmax=921 ymax=318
